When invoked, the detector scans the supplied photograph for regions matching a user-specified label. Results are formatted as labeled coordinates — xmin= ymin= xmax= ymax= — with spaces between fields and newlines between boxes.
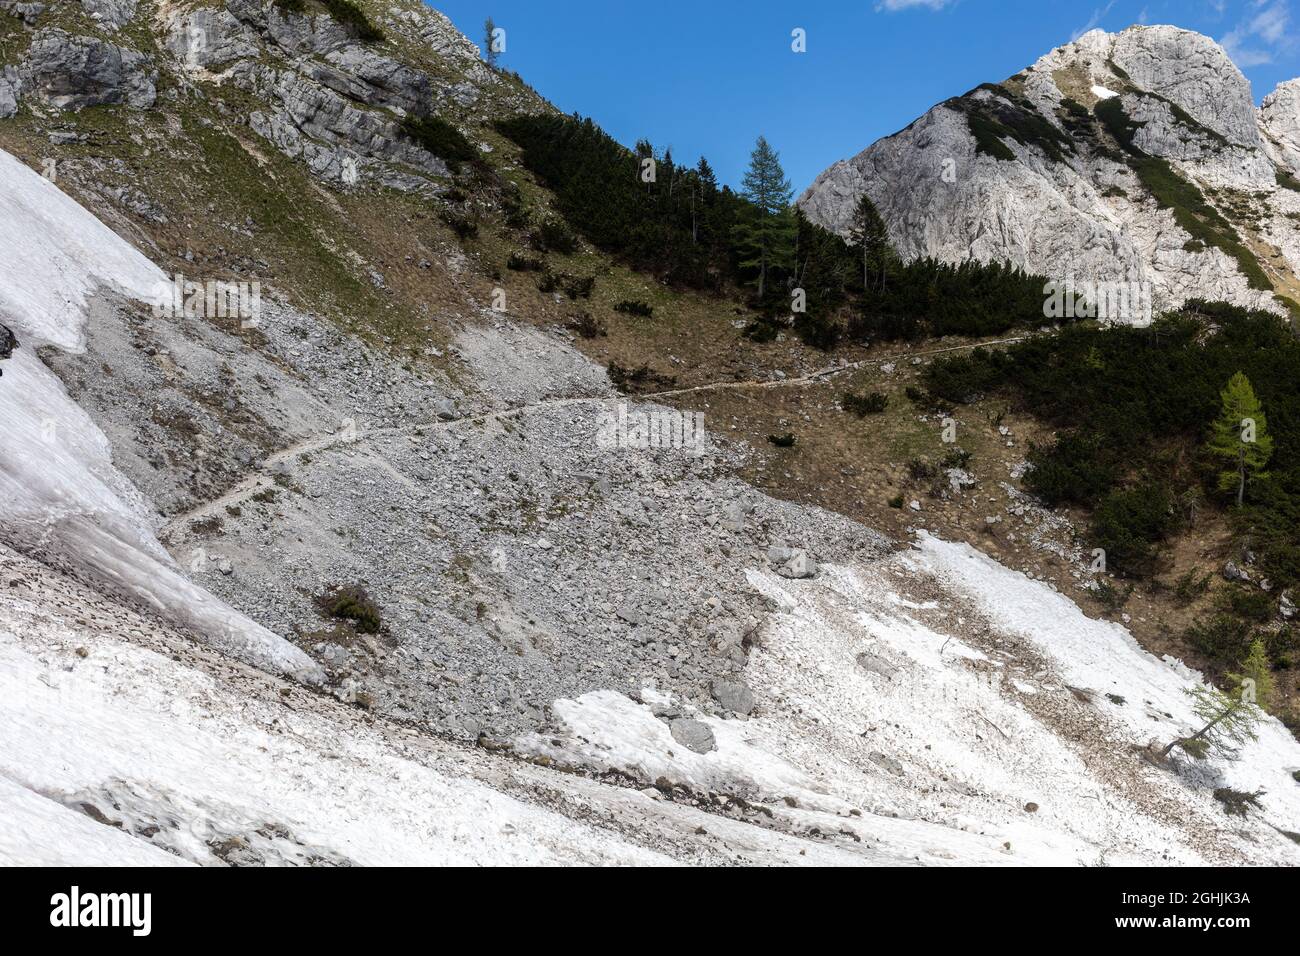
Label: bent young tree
xmin=1162 ymin=638 xmax=1272 ymax=759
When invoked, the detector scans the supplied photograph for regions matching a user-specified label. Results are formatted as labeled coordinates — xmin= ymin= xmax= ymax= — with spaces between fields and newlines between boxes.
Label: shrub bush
xmin=566 ymin=311 xmax=606 ymax=339
xmin=507 ymin=252 xmax=544 ymax=272
xmin=399 ymin=115 xmax=478 ymax=172
xmin=607 ymin=361 xmax=675 ymax=393
xmin=1186 ymin=614 xmax=1256 ymax=670
xmin=614 ymin=299 xmax=655 ymax=318
xmin=535 ymin=217 xmax=579 ymax=255
xmin=440 ymin=209 xmax=478 ymax=240
xmin=318 ymin=585 xmax=382 ymax=634
xmin=842 ymin=390 xmax=889 ymax=416
xmin=1089 ymin=484 xmax=1177 ymax=576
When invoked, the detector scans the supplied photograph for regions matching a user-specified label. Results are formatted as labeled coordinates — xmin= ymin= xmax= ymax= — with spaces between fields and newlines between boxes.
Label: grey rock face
xmin=21 ymin=29 xmax=156 ymax=111
xmin=0 ymin=2 xmax=45 ymax=27
xmin=1104 ymin=25 xmax=1260 ymax=147
xmin=669 ymin=718 xmax=717 ymax=754
xmin=164 ymin=8 xmax=263 ymax=71
xmin=226 ymin=0 xmax=352 ymax=56
xmin=0 ymin=67 xmax=20 ymax=119
xmin=243 ymin=67 xmax=449 ymax=183
xmin=799 ymin=24 xmax=1287 ymax=318
xmin=315 ymin=46 xmax=433 ymax=112
xmin=1261 ymin=78 xmax=1300 ymax=174
xmin=80 ymin=0 xmax=137 ymax=30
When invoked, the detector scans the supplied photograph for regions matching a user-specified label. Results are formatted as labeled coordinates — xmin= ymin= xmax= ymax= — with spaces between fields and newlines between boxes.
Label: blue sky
xmin=433 ymin=0 xmax=1300 ymax=192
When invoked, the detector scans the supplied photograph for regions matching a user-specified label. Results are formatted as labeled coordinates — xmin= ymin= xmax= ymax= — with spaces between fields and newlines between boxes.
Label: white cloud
xmin=875 ymin=0 xmax=954 ymax=11
xmin=1071 ymin=0 xmax=1118 ymax=42
xmin=1221 ymin=0 xmax=1293 ymax=67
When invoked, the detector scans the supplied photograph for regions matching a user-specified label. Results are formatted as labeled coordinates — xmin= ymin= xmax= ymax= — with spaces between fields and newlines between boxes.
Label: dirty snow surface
xmin=514 ymin=536 xmax=1300 ymax=866
xmin=6 ymin=527 xmax=1299 ymax=866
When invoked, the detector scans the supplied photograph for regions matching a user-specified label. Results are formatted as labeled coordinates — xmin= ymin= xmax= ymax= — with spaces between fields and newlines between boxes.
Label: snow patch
xmin=0 ymin=149 xmax=162 ymax=351
xmin=0 ymin=148 xmax=318 ymax=679
xmin=0 ymin=587 xmax=672 ymax=866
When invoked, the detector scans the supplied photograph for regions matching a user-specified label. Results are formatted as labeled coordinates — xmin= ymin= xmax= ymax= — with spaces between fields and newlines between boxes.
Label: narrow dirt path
xmin=643 ymin=335 xmax=1029 ymax=400
xmin=160 ymin=334 xmax=1029 ymax=539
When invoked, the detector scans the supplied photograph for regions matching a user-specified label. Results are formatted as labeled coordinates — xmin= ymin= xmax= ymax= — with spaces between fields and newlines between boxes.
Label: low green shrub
xmin=399 ymin=115 xmax=478 ymax=172
xmin=842 ymin=390 xmax=889 ymax=416
xmin=614 ymin=299 xmax=655 ymax=318
xmin=318 ymin=585 xmax=382 ymax=634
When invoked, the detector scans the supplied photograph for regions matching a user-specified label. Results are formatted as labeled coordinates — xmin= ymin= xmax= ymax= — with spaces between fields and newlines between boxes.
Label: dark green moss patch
xmin=956 ymin=88 xmax=1074 ymax=165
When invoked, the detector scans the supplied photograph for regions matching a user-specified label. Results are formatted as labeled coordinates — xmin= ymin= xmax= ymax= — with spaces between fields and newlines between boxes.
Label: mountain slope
xmin=800 ymin=25 xmax=1300 ymax=317
xmin=2 ymin=4 xmax=1300 ymax=866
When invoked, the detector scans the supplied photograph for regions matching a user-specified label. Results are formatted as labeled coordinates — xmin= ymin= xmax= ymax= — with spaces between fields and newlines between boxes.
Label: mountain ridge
xmin=2 ymin=3 xmax=1300 ymax=867
xmin=799 ymin=23 xmax=1300 ymax=318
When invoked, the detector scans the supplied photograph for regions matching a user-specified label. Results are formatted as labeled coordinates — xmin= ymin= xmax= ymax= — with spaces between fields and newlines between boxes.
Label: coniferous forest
xmin=496 ymin=113 xmax=1054 ymax=347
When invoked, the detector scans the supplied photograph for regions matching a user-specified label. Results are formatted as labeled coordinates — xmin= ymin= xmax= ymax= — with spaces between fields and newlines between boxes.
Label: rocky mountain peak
xmin=1035 ymin=25 xmax=1260 ymax=147
xmin=799 ymin=23 xmax=1300 ymax=318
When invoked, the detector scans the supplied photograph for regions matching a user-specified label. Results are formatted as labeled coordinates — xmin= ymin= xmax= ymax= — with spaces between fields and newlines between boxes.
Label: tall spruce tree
xmin=1207 ymin=372 xmax=1273 ymax=507
xmin=734 ymin=136 xmax=794 ymax=300
xmin=848 ymin=193 xmax=890 ymax=294
xmin=695 ymin=157 xmax=718 ymax=191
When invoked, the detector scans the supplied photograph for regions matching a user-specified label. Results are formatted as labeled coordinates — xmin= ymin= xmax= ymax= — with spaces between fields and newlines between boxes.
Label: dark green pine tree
xmin=734 ymin=136 xmax=795 ymax=301
xmin=483 ymin=17 xmax=499 ymax=69
xmin=695 ymin=156 xmax=718 ymax=191
xmin=848 ymin=193 xmax=890 ymax=294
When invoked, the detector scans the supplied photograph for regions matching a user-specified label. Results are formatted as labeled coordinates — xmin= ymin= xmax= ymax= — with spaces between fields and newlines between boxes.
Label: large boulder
xmin=669 ymin=718 xmax=717 ymax=755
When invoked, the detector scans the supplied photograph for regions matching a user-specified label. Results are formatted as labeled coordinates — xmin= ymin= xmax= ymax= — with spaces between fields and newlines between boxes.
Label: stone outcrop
xmin=163 ymin=7 xmax=263 ymax=72
xmin=799 ymin=25 xmax=1300 ymax=318
xmin=0 ymin=2 xmax=45 ymax=28
xmin=20 ymin=29 xmax=156 ymax=111
xmin=0 ymin=0 xmax=533 ymax=192
xmin=80 ymin=0 xmax=137 ymax=30
xmin=0 ymin=67 xmax=19 ymax=119
xmin=1260 ymin=78 xmax=1300 ymax=174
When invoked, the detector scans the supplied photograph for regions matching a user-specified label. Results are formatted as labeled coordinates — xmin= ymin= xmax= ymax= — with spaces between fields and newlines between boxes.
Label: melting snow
xmin=0 ymin=148 xmax=317 ymax=678
xmin=521 ymin=539 xmax=1300 ymax=865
